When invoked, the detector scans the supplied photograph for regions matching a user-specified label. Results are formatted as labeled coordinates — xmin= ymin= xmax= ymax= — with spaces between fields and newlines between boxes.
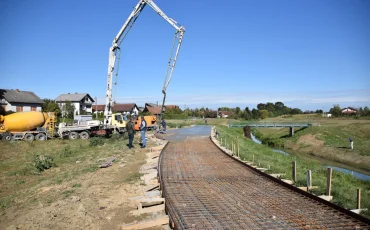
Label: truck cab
xmin=111 ymin=113 xmax=126 ymax=134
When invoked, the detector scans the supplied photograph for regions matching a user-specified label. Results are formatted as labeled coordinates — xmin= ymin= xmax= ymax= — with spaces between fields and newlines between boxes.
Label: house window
xmin=16 ymin=106 xmax=23 ymax=112
xmin=31 ymin=106 xmax=37 ymax=111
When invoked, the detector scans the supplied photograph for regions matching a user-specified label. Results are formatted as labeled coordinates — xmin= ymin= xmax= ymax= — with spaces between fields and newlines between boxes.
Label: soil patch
xmin=0 ymin=135 xmax=165 ymax=230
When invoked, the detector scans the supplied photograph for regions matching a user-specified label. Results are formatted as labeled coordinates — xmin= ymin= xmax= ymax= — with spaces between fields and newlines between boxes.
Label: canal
xmin=250 ymin=132 xmax=370 ymax=181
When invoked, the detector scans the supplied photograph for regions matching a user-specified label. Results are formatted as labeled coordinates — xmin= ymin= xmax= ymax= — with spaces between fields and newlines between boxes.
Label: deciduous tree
xmin=259 ymin=110 xmax=269 ymax=119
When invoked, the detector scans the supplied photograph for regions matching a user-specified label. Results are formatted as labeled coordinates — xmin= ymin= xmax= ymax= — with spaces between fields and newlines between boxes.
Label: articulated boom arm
xmin=159 ymin=29 xmax=184 ymax=120
xmin=104 ymin=0 xmax=185 ymax=125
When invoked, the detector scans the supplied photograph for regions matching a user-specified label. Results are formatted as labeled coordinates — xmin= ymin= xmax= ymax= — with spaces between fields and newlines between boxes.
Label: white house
xmin=92 ymin=103 xmax=139 ymax=116
xmin=0 ymin=89 xmax=44 ymax=113
xmin=342 ymin=107 xmax=357 ymax=115
xmin=113 ymin=103 xmax=139 ymax=116
xmin=218 ymin=111 xmax=233 ymax=118
xmin=55 ymin=93 xmax=95 ymax=116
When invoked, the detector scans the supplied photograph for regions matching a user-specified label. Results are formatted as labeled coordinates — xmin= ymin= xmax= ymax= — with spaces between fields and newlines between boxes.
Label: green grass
xmin=72 ymin=183 xmax=82 ymax=188
xmin=247 ymin=115 xmax=370 ymax=172
xmin=215 ymin=125 xmax=370 ymax=218
xmin=0 ymin=134 xmax=133 ymax=210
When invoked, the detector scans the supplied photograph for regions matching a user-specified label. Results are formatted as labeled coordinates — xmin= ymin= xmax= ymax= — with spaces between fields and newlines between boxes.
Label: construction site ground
xmin=0 ymin=134 xmax=166 ymax=230
xmin=1 ymin=124 xmax=370 ymax=229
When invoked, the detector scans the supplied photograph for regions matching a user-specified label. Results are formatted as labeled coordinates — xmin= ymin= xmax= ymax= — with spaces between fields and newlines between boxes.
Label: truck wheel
xmin=35 ymin=133 xmax=46 ymax=141
xmin=79 ymin=131 xmax=90 ymax=139
xmin=69 ymin=132 xmax=79 ymax=140
xmin=2 ymin=132 xmax=12 ymax=141
xmin=24 ymin=133 xmax=35 ymax=141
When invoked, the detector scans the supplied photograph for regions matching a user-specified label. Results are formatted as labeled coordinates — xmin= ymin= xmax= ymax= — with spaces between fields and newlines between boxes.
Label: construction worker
xmin=161 ymin=119 xmax=167 ymax=133
xmin=140 ymin=116 xmax=147 ymax=148
xmin=126 ymin=117 xmax=135 ymax=149
xmin=349 ymin=138 xmax=353 ymax=150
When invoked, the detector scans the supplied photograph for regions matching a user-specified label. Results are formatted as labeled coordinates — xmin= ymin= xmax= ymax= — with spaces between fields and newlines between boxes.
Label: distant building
xmin=165 ymin=105 xmax=180 ymax=110
xmin=342 ymin=107 xmax=357 ymax=115
xmin=0 ymin=89 xmax=44 ymax=113
xmin=92 ymin=105 xmax=105 ymax=114
xmin=322 ymin=113 xmax=332 ymax=118
xmin=113 ymin=103 xmax=139 ymax=115
xmin=92 ymin=103 xmax=139 ymax=116
xmin=143 ymin=103 xmax=162 ymax=115
xmin=138 ymin=106 xmax=145 ymax=113
xmin=218 ymin=111 xmax=233 ymax=118
xmin=55 ymin=93 xmax=95 ymax=116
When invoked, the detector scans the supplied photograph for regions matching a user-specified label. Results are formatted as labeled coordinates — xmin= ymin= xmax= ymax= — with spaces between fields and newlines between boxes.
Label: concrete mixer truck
xmin=0 ymin=111 xmax=104 ymax=141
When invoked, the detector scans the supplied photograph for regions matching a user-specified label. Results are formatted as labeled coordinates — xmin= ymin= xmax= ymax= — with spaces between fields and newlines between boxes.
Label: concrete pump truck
xmin=103 ymin=0 xmax=185 ymax=130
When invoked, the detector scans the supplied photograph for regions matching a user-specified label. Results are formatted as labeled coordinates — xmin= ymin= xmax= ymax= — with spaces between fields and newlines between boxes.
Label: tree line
xmin=329 ymin=104 xmax=370 ymax=117
xmin=40 ymin=98 xmax=370 ymax=120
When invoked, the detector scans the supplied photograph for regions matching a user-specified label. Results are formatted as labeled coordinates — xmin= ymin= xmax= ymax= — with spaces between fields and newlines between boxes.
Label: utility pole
xmin=95 ymin=97 xmax=98 ymax=119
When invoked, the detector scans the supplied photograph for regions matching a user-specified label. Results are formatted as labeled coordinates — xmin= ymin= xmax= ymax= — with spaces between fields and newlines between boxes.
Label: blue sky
xmin=1 ymin=0 xmax=369 ymax=111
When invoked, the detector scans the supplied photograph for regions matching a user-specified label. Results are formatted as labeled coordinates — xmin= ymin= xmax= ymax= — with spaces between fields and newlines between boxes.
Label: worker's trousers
xmin=128 ymin=133 xmax=134 ymax=148
xmin=141 ymin=130 xmax=146 ymax=147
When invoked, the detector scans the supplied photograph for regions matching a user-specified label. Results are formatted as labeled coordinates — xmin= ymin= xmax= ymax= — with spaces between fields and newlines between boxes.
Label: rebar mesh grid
xmin=159 ymin=137 xmax=370 ymax=230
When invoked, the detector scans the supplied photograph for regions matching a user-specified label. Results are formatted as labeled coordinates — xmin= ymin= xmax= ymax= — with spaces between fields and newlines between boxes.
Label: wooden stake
xmin=357 ymin=189 xmax=361 ymax=209
xmin=237 ymin=136 xmax=240 ymax=157
xmin=292 ymin=161 xmax=296 ymax=183
xmin=326 ymin=168 xmax=332 ymax=196
xmin=307 ymin=170 xmax=312 ymax=190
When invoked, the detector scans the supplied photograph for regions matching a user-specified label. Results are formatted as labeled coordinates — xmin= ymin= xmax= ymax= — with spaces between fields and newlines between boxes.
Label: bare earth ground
xmin=0 ymin=135 xmax=165 ymax=230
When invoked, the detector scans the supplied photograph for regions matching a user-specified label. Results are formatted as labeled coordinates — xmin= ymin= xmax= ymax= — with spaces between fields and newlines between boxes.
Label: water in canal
xmin=250 ymin=133 xmax=370 ymax=181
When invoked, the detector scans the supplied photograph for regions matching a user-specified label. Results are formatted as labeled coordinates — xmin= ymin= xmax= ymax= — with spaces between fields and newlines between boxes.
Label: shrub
xmin=109 ymin=133 xmax=127 ymax=141
xmin=60 ymin=147 xmax=73 ymax=157
xmin=89 ymin=137 xmax=105 ymax=147
xmin=34 ymin=155 xmax=55 ymax=172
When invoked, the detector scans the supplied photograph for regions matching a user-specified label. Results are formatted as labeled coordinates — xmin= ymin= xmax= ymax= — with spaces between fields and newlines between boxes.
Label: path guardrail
xmin=228 ymin=122 xmax=312 ymax=128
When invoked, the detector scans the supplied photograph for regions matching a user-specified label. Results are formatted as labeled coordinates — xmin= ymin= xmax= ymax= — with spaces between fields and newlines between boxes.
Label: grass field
xmin=0 ymin=135 xmax=131 ymax=210
xmin=0 ymin=133 xmax=158 ymax=229
xmin=248 ymin=115 xmax=370 ymax=171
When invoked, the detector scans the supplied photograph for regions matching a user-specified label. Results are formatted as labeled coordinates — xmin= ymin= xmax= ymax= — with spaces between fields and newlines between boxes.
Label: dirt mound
xmin=289 ymin=134 xmax=325 ymax=154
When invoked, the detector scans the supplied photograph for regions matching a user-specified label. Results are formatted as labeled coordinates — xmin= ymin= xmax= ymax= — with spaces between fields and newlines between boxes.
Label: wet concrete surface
xmin=157 ymin=125 xmax=211 ymax=142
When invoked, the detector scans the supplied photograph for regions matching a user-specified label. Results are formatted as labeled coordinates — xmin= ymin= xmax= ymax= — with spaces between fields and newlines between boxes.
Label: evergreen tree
xmin=244 ymin=107 xmax=251 ymax=120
